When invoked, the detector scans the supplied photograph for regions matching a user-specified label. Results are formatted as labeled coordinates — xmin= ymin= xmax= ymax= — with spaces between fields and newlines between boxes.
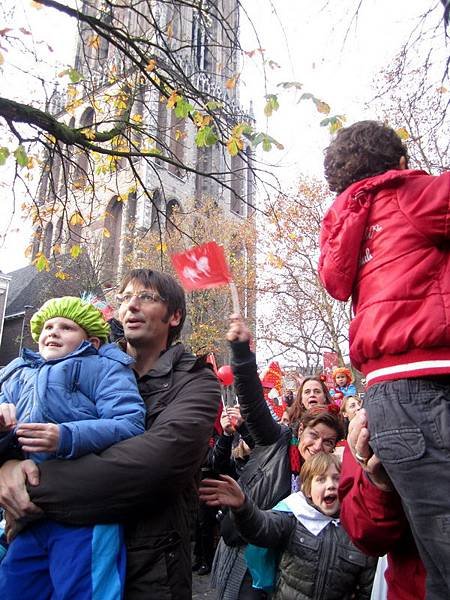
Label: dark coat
xmin=234 ymin=497 xmax=376 ymax=600
xmin=211 ymin=341 xmax=292 ymax=599
xmin=28 ymin=343 xmax=221 ymax=600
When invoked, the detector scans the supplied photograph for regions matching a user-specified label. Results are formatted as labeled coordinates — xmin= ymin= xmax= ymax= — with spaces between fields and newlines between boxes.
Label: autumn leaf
xmin=195 ymin=126 xmax=218 ymax=148
xmin=166 ymin=21 xmax=174 ymax=39
xmin=155 ymin=242 xmax=167 ymax=253
xmin=0 ymin=52 xmax=4 ymax=66
xmin=315 ymin=100 xmax=330 ymax=115
xmin=226 ymin=136 xmax=243 ymax=156
xmin=52 ymin=243 xmax=62 ymax=255
xmin=88 ymin=35 xmax=100 ymax=50
xmin=69 ymin=212 xmax=84 ymax=226
xmin=24 ymin=244 xmax=34 ymax=258
xmin=175 ymin=129 xmax=187 ymax=141
xmin=0 ymin=147 xmax=9 ymax=166
xmin=264 ymin=94 xmax=279 ymax=117
xmin=167 ymin=91 xmax=181 ymax=109
xmin=55 ymin=271 xmax=71 ymax=280
xmin=436 ymin=86 xmax=448 ymax=94
xmin=146 ymin=59 xmax=157 ymax=72
xmin=33 ymin=253 xmax=50 ymax=272
xmin=81 ymin=128 xmax=96 ymax=140
xmin=131 ymin=113 xmax=143 ymax=124
xmin=70 ymin=245 xmax=82 ymax=258
xmin=117 ymin=193 xmax=129 ymax=202
xmin=395 ymin=127 xmax=410 ymax=141
xmin=103 ymin=227 xmax=111 ymax=238
xmin=13 ymin=145 xmax=28 ymax=167
xmin=226 ymin=75 xmax=239 ymax=90
xmin=31 ymin=1 xmax=44 ymax=9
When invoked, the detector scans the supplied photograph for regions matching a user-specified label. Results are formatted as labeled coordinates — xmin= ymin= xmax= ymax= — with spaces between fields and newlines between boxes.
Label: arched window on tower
xmin=42 ymin=222 xmax=54 ymax=257
xmin=102 ymin=196 xmax=124 ymax=287
xmin=74 ymin=108 xmax=95 ymax=187
xmin=151 ymin=189 xmax=163 ymax=231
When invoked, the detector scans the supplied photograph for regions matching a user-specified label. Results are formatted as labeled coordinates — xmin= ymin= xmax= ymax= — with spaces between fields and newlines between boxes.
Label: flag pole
xmin=229 ymin=281 xmax=241 ymax=315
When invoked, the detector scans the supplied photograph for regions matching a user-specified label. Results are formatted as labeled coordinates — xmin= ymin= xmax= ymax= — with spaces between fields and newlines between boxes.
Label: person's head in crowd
xmin=116 ymin=268 xmax=186 ymax=348
xmin=297 ymin=406 xmax=345 ymax=461
xmin=281 ymin=409 xmax=291 ymax=426
xmin=284 ymin=390 xmax=294 ymax=407
xmin=30 ymin=296 xmax=110 ymax=360
xmin=332 ymin=367 xmax=353 ymax=389
xmin=323 ymin=120 xmax=409 ymax=194
xmin=301 ymin=452 xmax=341 ymax=517
xmin=340 ymin=395 xmax=362 ymax=422
xmin=290 ymin=376 xmax=332 ymax=424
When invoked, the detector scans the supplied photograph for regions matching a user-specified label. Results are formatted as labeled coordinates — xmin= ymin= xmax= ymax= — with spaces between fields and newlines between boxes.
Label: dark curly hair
xmin=324 ymin=120 xmax=408 ymax=194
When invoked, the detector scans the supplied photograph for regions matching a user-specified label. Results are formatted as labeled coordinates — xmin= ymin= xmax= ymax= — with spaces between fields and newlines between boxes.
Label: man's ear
xmin=88 ymin=336 xmax=101 ymax=349
xmin=169 ymin=309 xmax=182 ymax=328
xmin=399 ymin=155 xmax=407 ymax=170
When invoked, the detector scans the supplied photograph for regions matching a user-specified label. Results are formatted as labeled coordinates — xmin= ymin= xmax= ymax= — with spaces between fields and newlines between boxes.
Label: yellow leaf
xmin=31 ymin=1 xmax=43 ymax=9
xmin=81 ymin=128 xmax=96 ymax=140
xmin=24 ymin=244 xmax=34 ymax=258
xmin=88 ymin=35 xmax=100 ymax=50
xmin=102 ymin=227 xmax=111 ymax=238
xmin=55 ymin=271 xmax=71 ymax=280
xmin=70 ymin=244 xmax=82 ymax=258
xmin=395 ymin=127 xmax=410 ymax=141
xmin=27 ymin=156 xmax=36 ymax=169
xmin=226 ymin=75 xmax=239 ymax=90
xmin=46 ymin=134 xmax=56 ymax=144
xmin=167 ymin=91 xmax=181 ymax=109
xmin=33 ymin=253 xmax=50 ymax=272
xmin=155 ymin=242 xmax=167 ymax=253
xmin=146 ymin=59 xmax=157 ymax=72
xmin=69 ymin=212 xmax=84 ymax=226
xmin=131 ymin=113 xmax=143 ymax=123
xmin=117 ymin=193 xmax=129 ymax=202
xmin=436 ymin=86 xmax=448 ymax=94
xmin=226 ymin=136 xmax=244 ymax=156
xmin=316 ymin=101 xmax=330 ymax=115
xmin=175 ymin=129 xmax=187 ymax=141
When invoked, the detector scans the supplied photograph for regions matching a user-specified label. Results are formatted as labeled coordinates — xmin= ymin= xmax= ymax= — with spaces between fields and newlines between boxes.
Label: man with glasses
xmin=0 ymin=269 xmax=221 ymax=600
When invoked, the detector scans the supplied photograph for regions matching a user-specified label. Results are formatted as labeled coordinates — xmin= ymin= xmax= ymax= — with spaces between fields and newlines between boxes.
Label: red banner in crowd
xmin=171 ymin=241 xmax=232 ymax=291
xmin=260 ymin=360 xmax=283 ymax=395
xmin=323 ymin=351 xmax=339 ymax=388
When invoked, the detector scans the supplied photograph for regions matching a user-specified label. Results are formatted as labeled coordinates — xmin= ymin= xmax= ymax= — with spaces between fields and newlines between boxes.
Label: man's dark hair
xmin=324 ymin=120 xmax=409 ymax=194
xmin=119 ymin=268 xmax=186 ymax=345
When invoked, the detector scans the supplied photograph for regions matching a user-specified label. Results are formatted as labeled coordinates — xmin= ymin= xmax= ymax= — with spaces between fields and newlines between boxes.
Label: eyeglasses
xmin=115 ymin=291 xmax=166 ymax=306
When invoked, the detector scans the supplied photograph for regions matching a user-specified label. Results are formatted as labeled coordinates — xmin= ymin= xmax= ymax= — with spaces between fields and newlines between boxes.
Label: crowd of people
xmin=0 ymin=119 xmax=449 ymax=599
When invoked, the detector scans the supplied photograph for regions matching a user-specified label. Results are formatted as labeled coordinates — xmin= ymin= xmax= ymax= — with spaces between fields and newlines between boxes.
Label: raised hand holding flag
xmin=171 ymin=241 xmax=240 ymax=313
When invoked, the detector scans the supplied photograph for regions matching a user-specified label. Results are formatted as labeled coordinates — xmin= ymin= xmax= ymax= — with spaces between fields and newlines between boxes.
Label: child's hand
xmin=199 ymin=475 xmax=245 ymax=509
xmin=0 ymin=404 xmax=17 ymax=432
xmin=16 ymin=423 xmax=60 ymax=453
xmin=226 ymin=313 xmax=251 ymax=343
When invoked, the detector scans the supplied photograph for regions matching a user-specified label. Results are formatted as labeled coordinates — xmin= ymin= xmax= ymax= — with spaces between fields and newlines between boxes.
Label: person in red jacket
xmin=319 ymin=120 xmax=450 ymax=599
xmin=339 ymin=409 xmax=426 ymax=600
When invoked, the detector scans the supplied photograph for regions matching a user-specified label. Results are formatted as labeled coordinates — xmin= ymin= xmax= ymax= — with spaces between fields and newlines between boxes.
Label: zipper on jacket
xmin=314 ymin=523 xmax=335 ymax=598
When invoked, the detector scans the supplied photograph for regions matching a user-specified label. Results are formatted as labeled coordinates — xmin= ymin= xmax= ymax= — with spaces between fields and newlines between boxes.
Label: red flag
xmin=171 ymin=241 xmax=232 ymax=291
xmin=260 ymin=361 xmax=283 ymax=395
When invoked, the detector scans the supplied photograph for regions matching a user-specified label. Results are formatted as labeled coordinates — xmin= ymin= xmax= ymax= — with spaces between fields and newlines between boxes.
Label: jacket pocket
xmin=125 ymin=531 xmax=188 ymax=600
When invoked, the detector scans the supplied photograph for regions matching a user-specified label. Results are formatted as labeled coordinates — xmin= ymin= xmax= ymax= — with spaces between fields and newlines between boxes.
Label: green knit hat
xmin=30 ymin=296 xmax=111 ymax=343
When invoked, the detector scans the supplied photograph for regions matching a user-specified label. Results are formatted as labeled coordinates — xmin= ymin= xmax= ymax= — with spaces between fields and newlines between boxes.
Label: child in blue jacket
xmin=0 ymin=296 xmax=146 ymax=600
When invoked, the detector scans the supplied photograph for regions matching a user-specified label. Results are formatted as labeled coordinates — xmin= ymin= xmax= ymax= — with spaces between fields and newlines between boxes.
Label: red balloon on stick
xmin=217 ymin=365 xmax=234 ymax=386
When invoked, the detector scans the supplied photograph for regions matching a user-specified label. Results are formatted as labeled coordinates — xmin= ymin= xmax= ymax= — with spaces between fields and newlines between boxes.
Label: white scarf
xmin=280 ymin=491 xmax=340 ymax=536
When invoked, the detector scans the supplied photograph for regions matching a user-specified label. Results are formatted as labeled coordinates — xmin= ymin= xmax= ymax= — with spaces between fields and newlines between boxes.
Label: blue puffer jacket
xmin=0 ymin=342 xmax=145 ymax=461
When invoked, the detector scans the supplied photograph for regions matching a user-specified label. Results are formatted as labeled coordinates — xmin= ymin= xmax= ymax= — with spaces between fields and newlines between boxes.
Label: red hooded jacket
xmin=339 ymin=445 xmax=426 ymax=600
xmin=319 ymin=169 xmax=450 ymax=385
